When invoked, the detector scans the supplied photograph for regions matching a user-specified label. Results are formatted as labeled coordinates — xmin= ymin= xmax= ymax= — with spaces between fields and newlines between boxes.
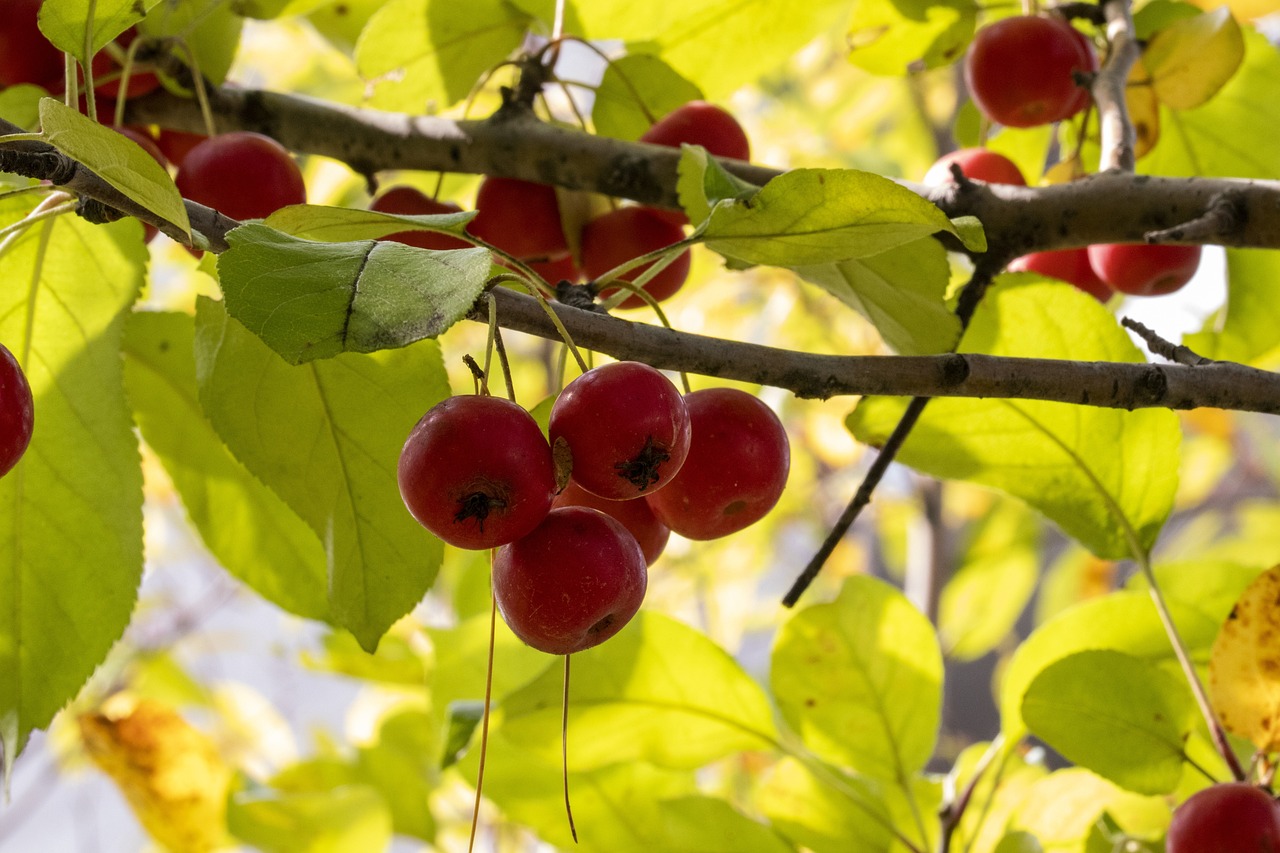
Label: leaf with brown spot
xmin=1209 ymin=563 xmax=1280 ymax=752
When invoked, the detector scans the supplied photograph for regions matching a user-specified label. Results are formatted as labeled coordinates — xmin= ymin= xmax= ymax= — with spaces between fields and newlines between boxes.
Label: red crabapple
xmin=923 ymin=148 xmax=1026 ymax=186
xmin=580 ymin=207 xmax=691 ymax=309
xmin=369 ymin=186 xmax=471 ymax=251
xmin=397 ymin=395 xmax=555 ymax=550
xmin=0 ymin=343 xmax=35 ymax=479
xmin=467 ymin=177 xmax=569 ymax=261
xmin=640 ymin=101 xmax=750 ymax=162
xmin=552 ymin=480 xmax=670 ymax=566
xmin=1009 ymin=248 xmax=1113 ymax=301
xmin=493 ymin=506 xmax=648 ymax=655
xmin=964 ymin=15 xmax=1098 ymax=127
xmin=1166 ymin=783 xmax=1280 ymax=853
xmin=1086 ymin=243 xmax=1202 ymax=296
xmin=175 ymin=132 xmax=306 ymax=222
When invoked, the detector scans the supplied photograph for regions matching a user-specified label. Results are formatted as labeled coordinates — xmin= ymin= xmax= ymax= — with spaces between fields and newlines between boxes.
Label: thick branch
xmin=477 ymin=287 xmax=1280 ymax=415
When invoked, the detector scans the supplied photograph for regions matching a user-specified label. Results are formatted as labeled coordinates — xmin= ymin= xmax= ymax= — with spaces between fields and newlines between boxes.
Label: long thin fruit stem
xmin=562 ymin=653 xmax=578 ymax=843
xmin=467 ymin=586 xmax=500 ymax=853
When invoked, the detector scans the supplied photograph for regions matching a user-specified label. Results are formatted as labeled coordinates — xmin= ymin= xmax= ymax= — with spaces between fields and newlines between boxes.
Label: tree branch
xmin=476 ymin=287 xmax=1280 ymax=415
xmin=1094 ymin=0 xmax=1141 ymax=172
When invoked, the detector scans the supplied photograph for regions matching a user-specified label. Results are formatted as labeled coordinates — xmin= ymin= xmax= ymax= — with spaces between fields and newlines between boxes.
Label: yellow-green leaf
xmin=1209 ymin=564 xmax=1280 ymax=752
xmin=847 ymin=0 xmax=977 ymax=75
xmin=1145 ymin=7 xmax=1244 ymax=111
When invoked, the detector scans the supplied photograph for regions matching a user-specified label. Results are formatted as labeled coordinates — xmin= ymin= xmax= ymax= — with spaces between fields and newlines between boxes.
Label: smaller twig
xmin=937 ymin=735 xmax=1005 ymax=853
xmin=1093 ymin=0 xmax=1141 ymax=172
xmin=1121 ymin=317 xmax=1214 ymax=366
xmin=1146 ymin=192 xmax=1246 ymax=244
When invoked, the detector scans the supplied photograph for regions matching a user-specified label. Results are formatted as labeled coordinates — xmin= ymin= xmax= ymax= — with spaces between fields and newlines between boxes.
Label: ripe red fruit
xmin=640 ymin=101 xmax=750 ymax=162
xmin=552 ymin=481 xmax=670 ymax=566
xmin=369 ymin=186 xmax=471 ymax=251
xmin=0 ymin=343 xmax=35 ymax=479
xmin=468 ymin=177 xmax=568 ymax=261
xmin=1166 ymin=783 xmax=1280 ymax=853
xmin=493 ymin=506 xmax=648 ymax=655
xmin=1009 ymin=248 xmax=1113 ymax=301
xmin=525 ymin=253 xmax=580 ymax=287
xmin=549 ymin=361 xmax=691 ymax=501
xmin=580 ymin=206 xmax=691 ymax=309
xmin=1086 ymin=243 xmax=1202 ymax=296
xmin=90 ymin=28 xmax=160 ymax=99
xmin=0 ymin=0 xmax=64 ymax=91
xmin=964 ymin=16 xmax=1098 ymax=127
xmin=155 ymin=129 xmax=207 ymax=169
xmin=923 ymin=148 xmax=1026 ymax=186
xmin=397 ymin=395 xmax=555 ymax=550
xmin=645 ymin=388 xmax=789 ymax=540
xmin=174 ymin=131 xmax=306 ymax=222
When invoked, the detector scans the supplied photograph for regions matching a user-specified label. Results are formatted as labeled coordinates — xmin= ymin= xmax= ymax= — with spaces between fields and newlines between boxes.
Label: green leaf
xmin=354 ymin=709 xmax=439 ymax=840
xmin=848 ymin=279 xmax=1181 ymax=558
xmin=355 ymin=0 xmax=531 ymax=112
xmin=847 ymin=0 xmax=978 ymax=75
xmin=216 ymin=223 xmax=491 ymax=364
xmin=139 ymin=0 xmax=242 ymax=87
xmin=264 ymin=203 xmax=476 ymax=243
xmin=702 ymin=168 xmax=959 ymax=267
xmin=122 ymin=311 xmax=330 ymax=621
xmin=0 ymin=86 xmax=45 ymax=131
xmin=1022 ymin=650 xmax=1193 ymax=795
xmin=227 ymin=785 xmax=393 ymax=853
xmin=38 ymin=0 xmax=156 ymax=58
xmin=999 ymin=590 xmax=1221 ymax=737
xmin=1145 ymin=7 xmax=1244 ymax=111
xmin=593 ymin=54 xmax=704 ymax=141
xmin=675 ymin=146 xmax=760 ymax=227
xmin=756 ymin=757 xmax=898 ymax=853
xmin=1006 ymin=768 xmax=1170 ymax=850
xmin=494 ymin=611 xmax=779 ymax=770
xmin=233 ymin=0 xmax=292 ymax=18
xmin=1126 ymin=559 xmax=1268 ymax=628
xmin=791 ymin=238 xmax=961 ymax=355
xmin=192 ymin=297 xmax=447 ymax=651
xmin=37 ymin=99 xmax=190 ymax=237
xmin=302 ymin=630 xmax=426 ymax=685
xmin=0 ymin=210 xmax=145 ymax=767
xmin=440 ymin=700 xmax=483 ymax=769
xmin=771 ymin=575 xmax=943 ymax=780
xmin=1185 ymin=248 xmax=1280 ymax=367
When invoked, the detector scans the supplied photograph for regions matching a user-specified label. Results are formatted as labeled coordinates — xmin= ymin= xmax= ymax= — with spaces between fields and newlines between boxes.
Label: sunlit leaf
xmin=848 ymin=279 xmax=1180 ymax=559
xmin=772 ymin=575 xmax=943 ymax=780
xmin=37 ymin=0 xmax=155 ymax=58
xmin=1209 ymin=564 xmax=1280 ymax=752
xmin=593 ymin=54 xmax=703 ymax=141
xmin=228 ymin=785 xmax=393 ymax=853
xmin=139 ymin=0 xmax=242 ymax=87
xmin=676 ymin=145 xmax=760 ymax=226
xmin=1022 ymin=650 xmax=1192 ymax=795
xmin=1125 ymin=559 xmax=1268 ymax=628
xmin=302 ymin=630 xmax=426 ymax=685
xmin=264 ymin=203 xmax=476 ymax=243
xmin=0 ymin=207 xmax=144 ymax=770
xmin=846 ymin=0 xmax=978 ymax=75
xmin=1006 ymin=768 xmax=1169 ymax=850
xmin=949 ymin=742 xmax=1048 ymax=853
xmin=216 ymin=223 xmax=491 ymax=364
xmin=999 ymin=591 xmax=1220 ymax=737
xmin=356 ymin=0 xmax=531 ymax=112
xmin=1185 ymin=248 xmax=1280 ymax=367
xmin=1185 ymin=0 xmax=1279 ymax=19
xmin=354 ymin=709 xmax=438 ymax=840
xmin=123 ymin=311 xmax=330 ymax=621
xmin=495 ymin=612 xmax=779 ymax=770
xmin=38 ymin=100 xmax=190 ymax=237
xmin=756 ymin=757 xmax=898 ymax=853
xmin=80 ymin=696 xmax=232 ymax=852
xmin=0 ymin=86 xmax=45 ymax=131
xmin=193 ymin=297 xmax=447 ymax=651
xmin=1145 ymin=7 xmax=1244 ymax=111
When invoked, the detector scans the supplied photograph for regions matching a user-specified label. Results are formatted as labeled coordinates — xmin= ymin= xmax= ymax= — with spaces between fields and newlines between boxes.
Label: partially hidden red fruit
xmin=369 ymin=186 xmax=471 ymax=251
xmin=174 ymin=131 xmax=306 ymax=222
xmin=552 ymin=481 xmax=670 ymax=566
xmin=549 ymin=361 xmax=691 ymax=501
xmin=581 ymin=206 xmax=691 ymax=309
xmin=493 ymin=506 xmax=648 ymax=655
xmin=397 ymin=395 xmax=555 ymax=550
xmin=155 ymin=129 xmax=208 ymax=169
xmin=1009 ymin=248 xmax=1113 ymax=301
xmin=646 ymin=388 xmax=789 ymax=540
xmin=1166 ymin=783 xmax=1280 ymax=853
xmin=1086 ymin=243 xmax=1202 ymax=296
xmin=0 ymin=343 xmax=35 ymax=479
xmin=640 ymin=101 xmax=750 ymax=162
xmin=0 ymin=0 xmax=65 ymax=91
xmin=468 ymin=177 xmax=569 ymax=261
xmin=923 ymin=148 xmax=1026 ymax=186
xmin=964 ymin=15 xmax=1098 ymax=128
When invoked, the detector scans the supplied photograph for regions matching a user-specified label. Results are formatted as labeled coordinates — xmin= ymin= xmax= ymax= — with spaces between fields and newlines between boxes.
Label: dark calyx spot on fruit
xmin=455 ymin=491 xmax=506 ymax=531
xmin=588 ymin=613 xmax=615 ymax=635
xmin=723 ymin=499 xmax=748 ymax=517
xmin=615 ymin=435 xmax=670 ymax=491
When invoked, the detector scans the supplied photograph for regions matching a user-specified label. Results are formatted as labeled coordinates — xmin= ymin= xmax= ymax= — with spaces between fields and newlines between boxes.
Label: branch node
xmin=1146 ymin=191 xmax=1246 ymax=244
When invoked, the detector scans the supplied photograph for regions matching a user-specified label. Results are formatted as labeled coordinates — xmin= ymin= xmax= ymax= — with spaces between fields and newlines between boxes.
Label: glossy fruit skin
xmin=581 ymin=207 xmax=691 ymax=309
xmin=0 ymin=0 xmax=65 ymax=90
xmin=646 ymin=388 xmax=789 ymax=540
xmin=640 ymin=101 xmax=750 ymax=162
xmin=924 ymin=148 xmax=1026 ymax=186
xmin=369 ymin=186 xmax=471 ymax=251
xmin=155 ymin=129 xmax=207 ymax=169
xmin=552 ymin=480 xmax=670 ymax=566
xmin=468 ymin=177 xmax=568 ymax=261
xmin=964 ymin=16 xmax=1098 ymax=127
xmin=1086 ymin=243 xmax=1202 ymax=296
xmin=1009 ymin=248 xmax=1113 ymax=301
xmin=1166 ymin=783 xmax=1280 ymax=853
xmin=493 ymin=506 xmax=648 ymax=655
xmin=397 ymin=395 xmax=555 ymax=550
xmin=549 ymin=361 xmax=692 ymax=501
xmin=0 ymin=343 xmax=35 ymax=479
xmin=174 ymin=132 xmax=306 ymax=222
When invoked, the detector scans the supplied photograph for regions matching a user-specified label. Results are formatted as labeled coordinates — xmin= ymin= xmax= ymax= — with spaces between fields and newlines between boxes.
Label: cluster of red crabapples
xmin=396 ymin=361 xmax=790 ymax=656
xmin=371 ymin=100 xmax=750 ymax=308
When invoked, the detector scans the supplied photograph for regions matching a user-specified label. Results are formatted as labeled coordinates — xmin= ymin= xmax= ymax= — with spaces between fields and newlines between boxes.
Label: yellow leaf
xmin=1186 ymin=0 xmax=1280 ymax=21
xmin=1145 ymin=7 xmax=1245 ymax=110
xmin=80 ymin=695 xmax=232 ymax=853
xmin=1209 ymin=564 xmax=1280 ymax=752
xmin=1125 ymin=59 xmax=1162 ymax=160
